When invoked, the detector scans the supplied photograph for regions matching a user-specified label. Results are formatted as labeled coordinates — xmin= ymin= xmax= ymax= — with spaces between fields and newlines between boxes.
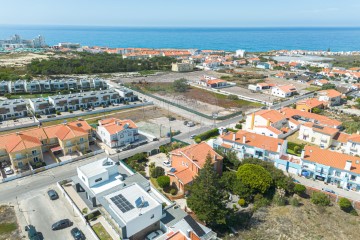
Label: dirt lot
xmin=234 ymin=199 xmax=360 ymax=240
xmin=0 ymin=52 xmax=53 ymax=67
xmin=0 ymin=205 xmax=21 ymax=240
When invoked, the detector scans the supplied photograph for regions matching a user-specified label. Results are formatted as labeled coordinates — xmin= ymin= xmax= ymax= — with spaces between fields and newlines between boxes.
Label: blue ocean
xmin=1 ymin=25 xmax=360 ymax=52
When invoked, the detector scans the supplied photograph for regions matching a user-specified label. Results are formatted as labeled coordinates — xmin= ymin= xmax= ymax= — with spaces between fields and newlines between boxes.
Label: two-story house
xmin=0 ymin=99 xmax=28 ymax=121
xmin=56 ymin=122 xmax=91 ymax=155
xmin=318 ymin=89 xmax=342 ymax=107
xmin=301 ymin=146 xmax=360 ymax=191
xmin=0 ymin=81 xmax=11 ymax=95
xmin=271 ymin=85 xmax=297 ymax=98
xmin=10 ymin=80 xmax=26 ymax=94
xmin=28 ymin=98 xmax=55 ymax=115
xmin=298 ymin=122 xmax=339 ymax=149
xmin=167 ymin=142 xmax=223 ymax=192
xmin=24 ymin=80 xmax=41 ymax=93
xmin=97 ymin=118 xmax=139 ymax=148
xmin=296 ymin=98 xmax=324 ymax=112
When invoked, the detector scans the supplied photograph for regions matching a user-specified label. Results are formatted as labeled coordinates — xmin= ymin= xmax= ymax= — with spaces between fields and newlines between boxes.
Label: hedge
xmin=195 ymin=128 xmax=219 ymax=141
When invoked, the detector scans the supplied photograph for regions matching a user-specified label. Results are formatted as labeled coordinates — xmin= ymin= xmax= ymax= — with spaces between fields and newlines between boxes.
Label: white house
xmin=271 ymin=85 xmax=297 ymax=98
xmin=97 ymin=118 xmax=139 ymax=148
xmin=318 ymin=89 xmax=342 ymax=106
xmin=0 ymin=99 xmax=29 ymax=121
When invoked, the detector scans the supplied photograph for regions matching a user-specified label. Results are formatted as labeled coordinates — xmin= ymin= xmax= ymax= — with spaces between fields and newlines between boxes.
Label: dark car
xmin=71 ymin=227 xmax=85 ymax=240
xmin=25 ymin=225 xmax=43 ymax=240
xmin=52 ymin=219 xmax=72 ymax=230
xmin=47 ymin=189 xmax=59 ymax=200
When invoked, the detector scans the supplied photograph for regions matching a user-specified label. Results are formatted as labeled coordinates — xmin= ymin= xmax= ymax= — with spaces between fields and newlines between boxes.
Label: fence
xmin=132 ymin=87 xmax=243 ymax=120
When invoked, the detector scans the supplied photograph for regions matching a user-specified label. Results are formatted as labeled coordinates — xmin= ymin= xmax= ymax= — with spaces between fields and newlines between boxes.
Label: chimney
xmin=301 ymin=149 xmax=305 ymax=159
xmin=232 ymin=133 xmax=236 ymax=141
xmin=277 ymin=142 xmax=281 ymax=152
xmin=243 ymin=135 xmax=246 ymax=144
xmin=267 ymin=118 xmax=271 ymax=127
xmin=186 ymin=230 xmax=191 ymax=238
xmin=345 ymin=161 xmax=352 ymax=171
xmin=16 ymin=132 xmax=20 ymax=136
xmin=250 ymin=112 xmax=255 ymax=130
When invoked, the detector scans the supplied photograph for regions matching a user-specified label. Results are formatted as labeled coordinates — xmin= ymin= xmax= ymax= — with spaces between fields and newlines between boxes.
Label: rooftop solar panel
xmin=110 ymin=194 xmax=134 ymax=213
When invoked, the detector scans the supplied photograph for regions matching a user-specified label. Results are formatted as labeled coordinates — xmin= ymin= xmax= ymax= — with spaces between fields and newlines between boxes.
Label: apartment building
xmin=213 ymin=130 xmax=287 ymax=162
xmin=114 ymin=87 xmax=138 ymax=102
xmin=97 ymin=118 xmax=139 ymax=148
xmin=301 ymin=146 xmax=360 ymax=191
xmin=48 ymin=89 xmax=122 ymax=112
xmin=24 ymin=80 xmax=41 ymax=93
xmin=244 ymin=109 xmax=299 ymax=138
xmin=0 ymin=99 xmax=28 ymax=120
xmin=0 ymin=81 xmax=11 ymax=94
xmin=10 ymin=80 xmax=26 ymax=93
xmin=167 ymin=142 xmax=223 ymax=192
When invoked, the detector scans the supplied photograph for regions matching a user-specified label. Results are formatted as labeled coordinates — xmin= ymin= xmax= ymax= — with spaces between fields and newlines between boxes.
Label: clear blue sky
xmin=1 ymin=0 xmax=360 ymax=27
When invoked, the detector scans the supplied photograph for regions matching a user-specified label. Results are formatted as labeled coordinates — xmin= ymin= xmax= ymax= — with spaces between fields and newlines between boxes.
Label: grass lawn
xmin=92 ymin=222 xmax=112 ymax=240
xmin=0 ymin=222 xmax=17 ymax=234
xmin=305 ymin=86 xmax=321 ymax=92
xmin=7 ymin=93 xmax=53 ymax=99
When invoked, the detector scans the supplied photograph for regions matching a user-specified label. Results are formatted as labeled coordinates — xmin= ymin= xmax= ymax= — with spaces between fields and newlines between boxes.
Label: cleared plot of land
xmin=0 ymin=205 xmax=21 ymax=240
xmin=331 ymin=55 xmax=360 ymax=68
xmin=0 ymin=52 xmax=53 ymax=67
xmin=236 ymin=199 xmax=360 ymax=240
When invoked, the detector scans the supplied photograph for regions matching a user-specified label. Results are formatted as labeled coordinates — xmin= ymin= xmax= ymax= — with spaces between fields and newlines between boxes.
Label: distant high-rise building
xmin=235 ymin=49 xmax=246 ymax=58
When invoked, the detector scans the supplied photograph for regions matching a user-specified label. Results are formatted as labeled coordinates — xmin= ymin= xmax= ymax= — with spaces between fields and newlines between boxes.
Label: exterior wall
xmin=126 ymin=206 xmax=162 ymax=239
xmin=345 ymin=141 xmax=360 ymax=155
xmin=296 ymin=104 xmax=312 ymax=112
xmin=271 ymin=87 xmax=291 ymax=98
xmin=9 ymin=146 xmax=43 ymax=169
xmin=59 ymin=135 xmax=89 ymax=155
xmin=97 ymin=126 xmax=139 ymax=148
xmin=298 ymin=126 xmax=333 ymax=148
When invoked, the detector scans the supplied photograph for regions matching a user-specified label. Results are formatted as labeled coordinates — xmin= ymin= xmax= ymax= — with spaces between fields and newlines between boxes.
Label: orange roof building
xmin=97 ymin=118 xmax=139 ymax=148
xmin=168 ymin=142 xmax=223 ymax=192
xmin=296 ymin=98 xmax=325 ymax=112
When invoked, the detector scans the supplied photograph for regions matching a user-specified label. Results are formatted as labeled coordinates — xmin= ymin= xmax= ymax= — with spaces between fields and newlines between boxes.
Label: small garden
xmin=149 ymin=163 xmax=179 ymax=197
xmin=194 ymin=128 xmax=219 ymax=143
xmin=286 ymin=141 xmax=305 ymax=156
xmin=123 ymin=152 xmax=148 ymax=176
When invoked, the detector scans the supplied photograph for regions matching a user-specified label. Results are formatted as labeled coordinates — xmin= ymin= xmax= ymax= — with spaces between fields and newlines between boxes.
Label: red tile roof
xmin=99 ymin=118 xmax=137 ymax=135
xmin=254 ymin=109 xmax=286 ymax=123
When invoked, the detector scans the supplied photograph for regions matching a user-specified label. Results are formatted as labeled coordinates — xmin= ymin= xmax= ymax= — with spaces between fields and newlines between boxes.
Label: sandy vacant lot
xmin=0 ymin=52 xmax=54 ymax=67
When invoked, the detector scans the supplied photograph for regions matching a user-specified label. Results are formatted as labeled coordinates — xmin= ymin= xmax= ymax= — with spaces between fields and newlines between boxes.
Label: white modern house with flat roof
xmin=0 ymin=99 xmax=29 ymax=121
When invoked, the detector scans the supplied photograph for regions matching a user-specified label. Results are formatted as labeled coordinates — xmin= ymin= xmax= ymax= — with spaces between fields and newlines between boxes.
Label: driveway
xmin=146 ymin=153 xmax=171 ymax=176
xmin=15 ymin=184 xmax=95 ymax=240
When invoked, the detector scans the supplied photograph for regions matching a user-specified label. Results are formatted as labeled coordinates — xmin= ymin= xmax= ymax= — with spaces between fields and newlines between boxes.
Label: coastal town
xmin=1 ymin=33 xmax=360 ymax=240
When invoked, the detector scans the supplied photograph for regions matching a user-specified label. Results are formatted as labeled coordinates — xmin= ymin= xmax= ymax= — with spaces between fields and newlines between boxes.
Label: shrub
xmin=289 ymin=197 xmax=300 ymax=207
xmin=235 ymin=124 xmax=242 ymax=129
xmin=350 ymin=209 xmax=358 ymax=216
xmin=82 ymin=208 xmax=88 ymax=214
xmin=227 ymin=94 xmax=239 ymax=100
xmin=170 ymin=188 xmax=177 ymax=195
xmin=194 ymin=137 xmax=201 ymax=143
xmin=4 ymin=93 xmax=11 ymax=99
xmin=338 ymin=197 xmax=353 ymax=213
xmin=151 ymin=166 xmax=165 ymax=178
xmin=273 ymin=190 xmax=287 ymax=206
xmin=196 ymin=128 xmax=219 ymax=141
xmin=157 ymin=176 xmax=170 ymax=189
xmin=56 ymin=111 xmax=61 ymax=115
xmin=87 ymin=213 xmax=94 ymax=221
xmin=294 ymin=184 xmax=306 ymax=196
xmin=311 ymin=192 xmax=330 ymax=206
xmin=293 ymin=146 xmax=300 ymax=154
xmin=238 ymin=198 xmax=246 ymax=207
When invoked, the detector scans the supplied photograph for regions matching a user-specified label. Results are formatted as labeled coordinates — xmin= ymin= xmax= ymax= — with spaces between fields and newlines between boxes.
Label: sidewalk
xmin=292 ymin=174 xmax=360 ymax=202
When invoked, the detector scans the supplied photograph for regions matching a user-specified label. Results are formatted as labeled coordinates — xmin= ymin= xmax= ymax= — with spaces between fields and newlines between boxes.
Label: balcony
xmin=350 ymin=147 xmax=358 ymax=153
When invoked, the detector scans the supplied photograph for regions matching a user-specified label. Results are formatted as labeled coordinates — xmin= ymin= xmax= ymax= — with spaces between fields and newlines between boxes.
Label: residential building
xmin=235 ymin=49 xmax=246 ymax=58
xmin=301 ymin=146 xmax=360 ymax=191
xmin=280 ymin=107 xmax=342 ymax=129
xmin=344 ymin=134 xmax=360 ymax=156
xmin=39 ymin=80 xmax=51 ymax=92
xmin=318 ymin=89 xmax=342 ymax=106
xmin=0 ymin=81 xmax=11 ymax=94
xmin=213 ymin=130 xmax=287 ymax=162
xmin=296 ymin=98 xmax=324 ymax=112
xmin=56 ymin=121 xmax=91 ymax=155
xmin=97 ymin=118 xmax=139 ymax=148
xmin=256 ymin=62 xmax=270 ymax=69
xmin=0 ymin=99 xmax=28 ymax=121
xmin=244 ymin=109 xmax=298 ymax=138
xmin=24 ymin=80 xmax=41 ymax=93
xmin=171 ymin=61 xmax=194 ymax=72
xmin=115 ymin=87 xmax=138 ymax=102
xmin=298 ymin=122 xmax=339 ymax=149
xmin=197 ymin=75 xmax=228 ymax=88
xmin=28 ymin=98 xmax=55 ymax=115
xmin=79 ymin=79 xmax=91 ymax=90
xmin=167 ymin=142 xmax=223 ymax=192
xmin=10 ymin=80 xmax=26 ymax=93
xmin=271 ymin=85 xmax=297 ymax=98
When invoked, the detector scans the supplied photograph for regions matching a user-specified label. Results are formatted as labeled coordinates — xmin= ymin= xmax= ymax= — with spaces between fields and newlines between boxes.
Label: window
xmin=82 ymin=176 xmax=85 ymax=181
xmin=32 ymin=150 xmax=37 ymax=155
xmin=352 ymin=143 xmax=357 ymax=148
xmin=120 ymin=134 xmax=124 ymax=138
xmin=335 ymin=171 xmax=341 ymax=177
xmin=95 ymin=178 xmax=102 ymax=183
xmin=351 ymin=175 xmax=356 ymax=181
xmin=80 ymin=137 xmax=84 ymax=142
xmin=151 ymin=214 xmax=154 ymax=219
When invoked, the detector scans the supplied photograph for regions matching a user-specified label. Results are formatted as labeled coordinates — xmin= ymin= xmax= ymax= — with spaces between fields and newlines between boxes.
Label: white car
xmin=145 ymin=230 xmax=164 ymax=240
xmin=163 ymin=161 xmax=171 ymax=168
xmin=4 ymin=167 xmax=13 ymax=175
xmin=190 ymin=134 xmax=196 ymax=139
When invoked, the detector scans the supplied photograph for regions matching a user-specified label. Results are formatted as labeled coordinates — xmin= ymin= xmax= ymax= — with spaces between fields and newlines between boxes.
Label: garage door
xmin=277 ymin=164 xmax=287 ymax=172
xmin=288 ymin=167 xmax=298 ymax=175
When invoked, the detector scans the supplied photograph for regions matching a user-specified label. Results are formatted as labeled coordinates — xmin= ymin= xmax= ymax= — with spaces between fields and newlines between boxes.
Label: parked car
xmin=322 ymin=188 xmax=336 ymax=194
xmin=163 ymin=160 xmax=171 ymax=167
xmin=190 ymin=134 xmax=196 ymax=139
xmin=183 ymin=120 xmax=188 ymax=125
xmin=4 ymin=167 xmax=13 ymax=175
xmin=187 ymin=121 xmax=195 ymax=127
xmin=47 ymin=189 xmax=59 ymax=200
xmin=145 ymin=230 xmax=164 ymax=240
xmin=169 ymin=117 xmax=176 ymax=121
xmin=71 ymin=227 xmax=85 ymax=240
xmin=52 ymin=219 xmax=72 ymax=230
xmin=25 ymin=225 xmax=43 ymax=240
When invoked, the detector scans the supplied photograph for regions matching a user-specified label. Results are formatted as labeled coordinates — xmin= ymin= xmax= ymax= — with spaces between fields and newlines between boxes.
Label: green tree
xmin=294 ymin=184 xmax=306 ymax=196
xmin=219 ymin=171 xmax=237 ymax=192
xmin=157 ymin=176 xmax=170 ymax=189
xmin=187 ymin=154 xmax=227 ymax=226
xmin=172 ymin=78 xmax=189 ymax=92
xmin=311 ymin=192 xmax=330 ymax=206
xmin=236 ymin=163 xmax=272 ymax=194
xmin=338 ymin=197 xmax=353 ymax=213
xmin=151 ymin=166 xmax=165 ymax=178
xmin=312 ymin=107 xmax=322 ymax=114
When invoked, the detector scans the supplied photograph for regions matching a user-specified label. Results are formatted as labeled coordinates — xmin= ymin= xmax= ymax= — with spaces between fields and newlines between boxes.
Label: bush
xmin=4 ymin=93 xmax=11 ymax=99
xmin=170 ymin=188 xmax=177 ymax=195
xmin=56 ymin=111 xmax=61 ymax=115
xmin=194 ymin=137 xmax=201 ymax=143
xmin=338 ymin=197 xmax=353 ymax=213
xmin=235 ymin=124 xmax=242 ymax=129
xmin=196 ymin=128 xmax=219 ymax=141
xmin=151 ymin=166 xmax=165 ymax=178
xmin=227 ymin=94 xmax=239 ymax=100
xmin=289 ymin=197 xmax=300 ymax=207
xmin=238 ymin=198 xmax=246 ymax=207
xmin=311 ymin=192 xmax=330 ymax=206
xmin=294 ymin=184 xmax=306 ymax=196
xmin=35 ymin=114 xmax=41 ymax=118
xmin=273 ymin=189 xmax=287 ymax=206
xmin=293 ymin=146 xmax=300 ymax=154
xmin=157 ymin=176 xmax=170 ymax=189
xmin=82 ymin=208 xmax=88 ymax=214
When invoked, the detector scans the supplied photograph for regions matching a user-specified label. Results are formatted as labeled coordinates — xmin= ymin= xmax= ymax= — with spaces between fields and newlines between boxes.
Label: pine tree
xmin=187 ymin=153 xmax=227 ymax=226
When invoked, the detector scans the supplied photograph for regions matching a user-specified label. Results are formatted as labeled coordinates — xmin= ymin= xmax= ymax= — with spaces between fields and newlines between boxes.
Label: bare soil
xmin=0 ymin=205 xmax=21 ymax=240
